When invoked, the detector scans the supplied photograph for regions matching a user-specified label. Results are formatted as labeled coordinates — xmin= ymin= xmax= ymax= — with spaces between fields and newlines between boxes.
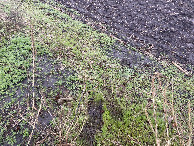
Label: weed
xmin=0 ymin=35 xmax=32 ymax=94
xmin=0 ymin=0 xmax=192 ymax=145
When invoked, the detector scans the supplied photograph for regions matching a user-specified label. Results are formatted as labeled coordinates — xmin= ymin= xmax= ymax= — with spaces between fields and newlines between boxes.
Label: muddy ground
xmin=57 ymin=0 xmax=194 ymax=70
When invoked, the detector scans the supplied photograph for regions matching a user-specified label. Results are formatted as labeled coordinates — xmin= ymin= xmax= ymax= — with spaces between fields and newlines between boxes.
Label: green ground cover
xmin=0 ymin=0 xmax=193 ymax=145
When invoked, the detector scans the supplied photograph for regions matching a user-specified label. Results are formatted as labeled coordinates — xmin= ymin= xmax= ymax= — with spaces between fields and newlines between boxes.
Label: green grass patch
xmin=0 ymin=35 xmax=32 ymax=94
xmin=0 ymin=0 xmax=193 ymax=145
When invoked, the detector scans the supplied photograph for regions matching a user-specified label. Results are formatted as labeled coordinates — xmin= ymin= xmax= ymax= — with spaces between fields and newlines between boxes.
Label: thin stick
xmin=30 ymin=20 xmax=36 ymax=110
xmin=27 ymin=102 xmax=42 ymax=145
xmin=172 ymin=61 xmax=191 ymax=76
xmin=163 ymin=86 xmax=170 ymax=145
xmin=59 ymin=105 xmax=63 ymax=146
xmin=27 ymin=89 xmax=43 ymax=145
xmin=19 ymin=114 xmax=39 ymax=132
xmin=151 ymin=75 xmax=160 ymax=146
xmin=187 ymin=101 xmax=192 ymax=146
xmin=36 ymin=134 xmax=48 ymax=145
xmin=144 ymin=106 xmax=154 ymax=135
xmin=170 ymin=78 xmax=184 ymax=145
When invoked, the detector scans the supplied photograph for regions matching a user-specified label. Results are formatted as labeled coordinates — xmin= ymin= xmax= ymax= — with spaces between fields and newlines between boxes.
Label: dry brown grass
xmin=145 ymin=72 xmax=193 ymax=146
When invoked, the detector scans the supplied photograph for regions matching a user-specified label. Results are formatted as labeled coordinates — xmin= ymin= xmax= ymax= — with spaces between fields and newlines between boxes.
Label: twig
xmin=30 ymin=20 xmax=36 ymax=110
xmin=59 ymin=105 xmax=63 ymax=146
xmin=27 ymin=100 xmax=42 ymax=145
xmin=110 ymin=33 xmax=125 ymax=44
xmin=172 ymin=61 xmax=191 ymax=76
xmin=162 ymin=85 xmax=171 ymax=145
xmin=144 ymin=106 xmax=155 ymax=135
xmin=19 ymin=114 xmax=39 ymax=132
xmin=36 ymin=134 xmax=48 ymax=145
xmin=151 ymin=75 xmax=160 ymax=146
xmin=187 ymin=101 xmax=192 ymax=146
xmin=170 ymin=78 xmax=184 ymax=145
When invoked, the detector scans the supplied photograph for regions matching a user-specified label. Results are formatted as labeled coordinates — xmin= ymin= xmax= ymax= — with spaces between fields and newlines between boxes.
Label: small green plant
xmin=0 ymin=35 xmax=32 ymax=94
xmin=6 ymin=133 xmax=16 ymax=146
xmin=0 ymin=0 xmax=192 ymax=145
xmin=23 ymin=128 xmax=30 ymax=137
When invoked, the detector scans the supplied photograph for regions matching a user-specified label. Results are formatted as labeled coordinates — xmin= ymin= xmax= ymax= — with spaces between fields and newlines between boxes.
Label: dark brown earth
xmin=80 ymin=99 xmax=103 ymax=146
xmin=57 ymin=0 xmax=194 ymax=70
xmin=0 ymin=55 xmax=74 ymax=145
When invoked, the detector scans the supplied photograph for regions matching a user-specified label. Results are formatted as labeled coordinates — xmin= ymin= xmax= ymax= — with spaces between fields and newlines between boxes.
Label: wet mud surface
xmin=57 ymin=0 xmax=194 ymax=68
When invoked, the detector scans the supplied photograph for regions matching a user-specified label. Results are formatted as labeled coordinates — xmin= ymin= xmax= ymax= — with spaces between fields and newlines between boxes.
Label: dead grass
xmin=145 ymin=72 xmax=193 ymax=146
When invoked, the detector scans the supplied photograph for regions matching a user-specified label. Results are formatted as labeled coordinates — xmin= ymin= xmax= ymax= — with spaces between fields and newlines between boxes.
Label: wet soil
xmin=0 ymin=54 xmax=104 ymax=145
xmin=57 ymin=0 xmax=194 ymax=69
xmin=0 ymin=55 xmax=74 ymax=145
xmin=80 ymin=99 xmax=103 ymax=146
xmin=108 ymin=42 xmax=159 ymax=70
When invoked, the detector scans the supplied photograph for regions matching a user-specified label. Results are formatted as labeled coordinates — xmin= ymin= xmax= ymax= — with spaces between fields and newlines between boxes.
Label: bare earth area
xmin=58 ymin=0 xmax=194 ymax=69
